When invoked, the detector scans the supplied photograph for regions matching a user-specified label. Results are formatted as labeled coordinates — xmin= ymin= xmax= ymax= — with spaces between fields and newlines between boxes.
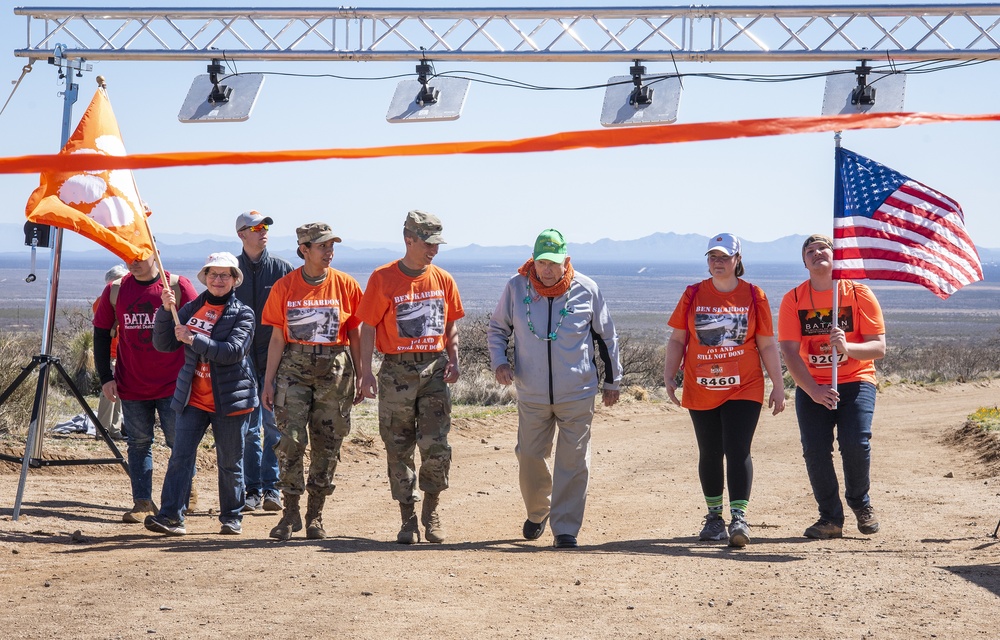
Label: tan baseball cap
xmin=404 ymin=210 xmax=446 ymax=244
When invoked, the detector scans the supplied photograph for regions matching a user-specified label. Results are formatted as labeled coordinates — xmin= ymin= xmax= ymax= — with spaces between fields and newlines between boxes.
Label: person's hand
xmin=262 ymin=379 xmax=275 ymax=411
xmin=768 ymin=386 xmax=786 ymax=416
xmin=102 ymin=380 xmax=118 ymax=403
xmin=160 ymin=286 xmax=176 ymax=311
xmin=352 ymin=376 xmax=365 ymax=405
xmin=443 ymin=359 xmax=461 ymax=384
xmin=807 ymin=384 xmax=839 ymax=410
xmin=602 ymin=388 xmax=620 ymax=407
xmin=360 ymin=372 xmax=378 ymax=399
xmin=494 ymin=364 xmax=514 ymax=386
xmin=829 ymin=327 xmax=848 ymax=356
xmin=665 ymin=376 xmax=681 ymax=406
xmin=174 ymin=325 xmax=194 ymax=345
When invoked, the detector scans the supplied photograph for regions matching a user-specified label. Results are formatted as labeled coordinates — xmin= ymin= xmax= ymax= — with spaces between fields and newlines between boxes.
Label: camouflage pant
xmin=273 ymin=349 xmax=354 ymax=497
xmin=377 ymin=354 xmax=452 ymax=504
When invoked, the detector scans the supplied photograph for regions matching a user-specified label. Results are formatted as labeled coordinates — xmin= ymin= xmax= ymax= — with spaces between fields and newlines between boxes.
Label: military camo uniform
xmin=273 ymin=348 xmax=355 ymax=495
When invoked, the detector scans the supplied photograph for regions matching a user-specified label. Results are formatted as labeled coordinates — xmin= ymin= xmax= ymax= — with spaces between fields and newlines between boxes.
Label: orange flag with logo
xmin=25 ymin=87 xmax=154 ymax=262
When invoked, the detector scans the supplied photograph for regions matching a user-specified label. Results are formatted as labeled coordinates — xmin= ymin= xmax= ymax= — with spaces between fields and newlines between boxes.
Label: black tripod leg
xmin=12 ymin=361 xmax=49 ymax=521
xmin=51 ymin=360 xmax=128 ymax=473
xmin=0 ymin=358 xmax=39 ymax=406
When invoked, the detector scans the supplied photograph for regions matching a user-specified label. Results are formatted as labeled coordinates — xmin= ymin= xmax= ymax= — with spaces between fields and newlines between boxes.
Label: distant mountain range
xmin=1 ymin=224 xmax=998 ymax=267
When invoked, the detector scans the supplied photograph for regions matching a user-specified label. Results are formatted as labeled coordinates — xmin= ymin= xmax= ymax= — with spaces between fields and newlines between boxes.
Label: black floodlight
xmin=822 ymin=61 xmax=906 ymax=115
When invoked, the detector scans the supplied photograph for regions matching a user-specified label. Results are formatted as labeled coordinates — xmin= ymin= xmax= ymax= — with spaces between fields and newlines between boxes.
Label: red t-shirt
xmin=667 ymin=278 xmax=773 ymax=411
xmin=261 ymin=267 xmax=363 ymax=346
xmin=356 ymin=261 xmax=464 ymax=354
xmin=92 ymin=272 xmax=198 ymax=401
xmin=778 ymin=280 xmax=885 ymax=385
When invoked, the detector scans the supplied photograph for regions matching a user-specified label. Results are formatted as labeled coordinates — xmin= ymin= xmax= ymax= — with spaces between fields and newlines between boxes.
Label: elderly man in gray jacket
xmin=487 ymin=228 xmax=622 ymax=549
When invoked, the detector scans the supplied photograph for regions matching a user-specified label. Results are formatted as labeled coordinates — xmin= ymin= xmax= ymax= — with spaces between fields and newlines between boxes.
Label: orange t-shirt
xmin=667 ymin=279 xmax=773 ymax=411
xmin=185 ymin=301 xmax=225 ymax=413
xmin=261 ymin=267 xmax=363 ymax=346
xmin=778 ymin=280 xmax=884 ymax=386
xmin=356 ymin=261 xmax=464 ymax=354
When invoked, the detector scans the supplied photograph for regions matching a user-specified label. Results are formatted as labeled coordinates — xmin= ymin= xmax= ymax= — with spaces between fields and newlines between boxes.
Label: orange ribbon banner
xmin=6 ymin=111 xmax=1000 ymax=175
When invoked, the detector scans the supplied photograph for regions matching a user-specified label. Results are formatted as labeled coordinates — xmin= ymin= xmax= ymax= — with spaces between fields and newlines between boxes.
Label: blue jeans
xmin=243 ymin=371 xmax=280 ymax=496
xmin=121 ymin=397 xmax=176 ymax=502
xmin=159 ymin=405 xmax=249 ymax=524
xmin=795 ymin=381 xmax=876 ymax=525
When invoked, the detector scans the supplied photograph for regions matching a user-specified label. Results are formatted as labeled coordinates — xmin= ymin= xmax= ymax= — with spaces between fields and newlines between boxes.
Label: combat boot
xmin=421 ymin=492 xmax=446 ymax=543
xmin=397 ymin=502 xmax=420 ymax=544
xmin=305 ymin=493 xmax=327 ymax=540
xmin=269 ymin=493 xmax=302 ymax=541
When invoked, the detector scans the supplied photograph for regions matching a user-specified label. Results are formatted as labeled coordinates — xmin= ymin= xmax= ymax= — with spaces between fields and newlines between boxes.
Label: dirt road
xmin=2 ymin=381 xmax=1000 ymax=639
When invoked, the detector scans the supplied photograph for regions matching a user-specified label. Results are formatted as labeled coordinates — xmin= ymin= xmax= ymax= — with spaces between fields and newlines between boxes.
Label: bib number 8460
xmin=697 ymin=375 xmax=739 ymax=387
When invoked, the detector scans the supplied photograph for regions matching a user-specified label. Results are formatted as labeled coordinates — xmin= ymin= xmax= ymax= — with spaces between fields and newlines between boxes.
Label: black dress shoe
xmin=523 ymin=518 xmax=546 ymax=540
xmin=553 ymin=534 xmax=578 ymax=549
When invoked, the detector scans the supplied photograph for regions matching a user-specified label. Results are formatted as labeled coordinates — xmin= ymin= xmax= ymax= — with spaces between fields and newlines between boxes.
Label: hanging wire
xmin=0 ymin=61 xmax=35 ymax=119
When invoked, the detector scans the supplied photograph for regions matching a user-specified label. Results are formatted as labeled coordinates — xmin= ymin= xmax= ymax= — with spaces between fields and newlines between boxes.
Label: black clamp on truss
xmin=207 ymin=58 xmax=232 ymax=104
xmin=628 ymin=60 xmax=654 ymax=107
xmin=415 ymin=58 xmax=439 ymax=106
xmin=851 ymin=60 xmax=876 ymax=106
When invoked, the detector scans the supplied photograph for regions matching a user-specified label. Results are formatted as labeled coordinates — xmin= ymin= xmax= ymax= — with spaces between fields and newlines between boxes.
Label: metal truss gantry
xmin=13 ymin=4 xmax=1000 ymax=63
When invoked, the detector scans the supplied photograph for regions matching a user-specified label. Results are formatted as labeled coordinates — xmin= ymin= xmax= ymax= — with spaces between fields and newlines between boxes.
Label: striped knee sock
xmin=730 ymin=500 xmax=748 ymax=519
xmin=705 ymin=495 xmax=724 ymax=516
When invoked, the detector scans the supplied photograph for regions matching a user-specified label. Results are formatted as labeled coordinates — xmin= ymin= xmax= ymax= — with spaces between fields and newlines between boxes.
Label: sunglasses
xmin=241 ymin=223 xmax=268 ymax=233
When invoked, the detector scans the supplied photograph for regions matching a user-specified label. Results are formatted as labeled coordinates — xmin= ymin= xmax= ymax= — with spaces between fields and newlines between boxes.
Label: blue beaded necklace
xmin=524 ymin=280 xmax=572 ymax=341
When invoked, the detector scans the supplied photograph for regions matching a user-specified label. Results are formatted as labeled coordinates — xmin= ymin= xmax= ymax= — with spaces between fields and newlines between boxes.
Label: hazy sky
xmin=2 ymin=0 xmax=999 ymax=250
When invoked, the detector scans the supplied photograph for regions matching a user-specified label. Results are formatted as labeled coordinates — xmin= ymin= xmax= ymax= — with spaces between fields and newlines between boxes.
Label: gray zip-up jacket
xmin=487 ymin=271 xmax=622 ymax=405
xmin=235 ymin=247 xmax=293 ymax=377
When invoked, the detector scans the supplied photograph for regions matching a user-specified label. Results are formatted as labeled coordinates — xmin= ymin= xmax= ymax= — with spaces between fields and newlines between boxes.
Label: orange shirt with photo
xmin=778 ymin=280 xmax=884 ymax=386
xmin=668 ymin=279 xmax=773 ymax=411
xmin=356 ymin=261 xmax=464 ymax=354
xmin=262 ymin=267 xmax=363 ymax=346
xmin=185 ymin=301 xmax=225 ymax=413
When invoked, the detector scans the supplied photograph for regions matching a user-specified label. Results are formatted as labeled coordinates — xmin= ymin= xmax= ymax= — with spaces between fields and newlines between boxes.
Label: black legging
xmin=688 ymin=400 xmax=762 ymax=502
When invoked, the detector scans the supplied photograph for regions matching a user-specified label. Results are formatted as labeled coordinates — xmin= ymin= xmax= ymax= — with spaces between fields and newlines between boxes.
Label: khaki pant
xmin=516 ymin=396 xmax=595 ymax=537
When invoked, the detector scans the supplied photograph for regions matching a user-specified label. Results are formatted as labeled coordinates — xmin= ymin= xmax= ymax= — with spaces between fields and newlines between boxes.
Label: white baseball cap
xmin=198 ymin=251 xmax=244 ymax=287
xmin=706 ymin=233 xmax=741 ymax=256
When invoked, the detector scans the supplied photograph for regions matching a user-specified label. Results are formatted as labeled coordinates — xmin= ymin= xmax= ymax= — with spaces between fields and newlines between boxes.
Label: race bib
xmin=695 ymin=362 xmax=741 ymax=390
xmin=807 ymin=343 xmax=847 ymax=368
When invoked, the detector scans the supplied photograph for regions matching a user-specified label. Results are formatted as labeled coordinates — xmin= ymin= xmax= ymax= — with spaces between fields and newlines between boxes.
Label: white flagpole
xmin=831 ymin=132 xmax=841 ymax=402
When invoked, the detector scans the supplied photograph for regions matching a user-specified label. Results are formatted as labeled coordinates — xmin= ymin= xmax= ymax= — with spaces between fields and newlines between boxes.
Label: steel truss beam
xmin=13 ymin=5 xmax=1000 ymax=63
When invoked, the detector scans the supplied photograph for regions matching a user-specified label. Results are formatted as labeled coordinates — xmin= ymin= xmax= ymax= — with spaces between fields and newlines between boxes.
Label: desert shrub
xmin=877 ymin=334 xmax=1000 ymax=383
xmin=0 ymin=330 xmax=45 ymax=436
xmin=450 ymin=368 xmax=517 ymax=406
xmin=967 ymin=406 xmax=1000 ymax=431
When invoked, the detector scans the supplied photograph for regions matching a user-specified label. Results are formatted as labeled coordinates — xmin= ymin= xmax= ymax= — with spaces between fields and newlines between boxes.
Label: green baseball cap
xmin=533 ymin=228 xmax=567 ymax=263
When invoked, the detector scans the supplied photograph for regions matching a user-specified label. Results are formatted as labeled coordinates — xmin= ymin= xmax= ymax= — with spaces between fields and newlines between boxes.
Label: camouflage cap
xmin=404 ymin=210 xmax=447 ymax=245
xmin=296 ymin=222 xmax=342 ymax=246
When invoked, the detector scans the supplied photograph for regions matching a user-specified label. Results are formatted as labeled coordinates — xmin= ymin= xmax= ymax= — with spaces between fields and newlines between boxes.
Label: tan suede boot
xmin=421 ymin=492 xmax=446 ymax=543
xmin=269 ymin=493 xmax=302 ymax=541
xmin=396 ymin=502 xmax=420 ymax=544
xmin=305 ymin=493 xmax=327 ymax=540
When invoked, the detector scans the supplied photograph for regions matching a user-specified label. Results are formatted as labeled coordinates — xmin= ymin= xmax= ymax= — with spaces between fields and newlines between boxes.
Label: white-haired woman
xmin=145 ymin=252 xmax=257 ymax=536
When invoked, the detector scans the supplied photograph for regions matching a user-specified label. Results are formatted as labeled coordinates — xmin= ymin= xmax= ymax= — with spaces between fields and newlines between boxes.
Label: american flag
xmin=832 ymin=147 xmax=983 ymax=300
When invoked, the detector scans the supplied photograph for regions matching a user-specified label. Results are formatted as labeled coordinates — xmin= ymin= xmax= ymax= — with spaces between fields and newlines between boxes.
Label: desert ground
xmin=2 ymin=380 xmax=1000 ymax=639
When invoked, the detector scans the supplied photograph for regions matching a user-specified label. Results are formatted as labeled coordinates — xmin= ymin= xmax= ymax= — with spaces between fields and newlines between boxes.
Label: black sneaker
xmin=220 ymin=520 xmax=242 ymax=535
xmin=243 ymin=493 xmax=263 ymax=512
xmin=522 ymin=518 xmax=546 ymax=540
xmin=262 ymin=489 xmax=283 ymax=512
xmin=144 ymin=514 xmax=186 ymax=536
xmin=553 ymin=534 xmax=578 ymax=549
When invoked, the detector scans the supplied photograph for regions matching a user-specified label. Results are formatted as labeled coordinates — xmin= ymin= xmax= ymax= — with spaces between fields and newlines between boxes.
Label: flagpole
xmin=99 ymin=77 xmax=181 ymax=326
xmin=831 ymin=131 xmax=841 ymax=401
